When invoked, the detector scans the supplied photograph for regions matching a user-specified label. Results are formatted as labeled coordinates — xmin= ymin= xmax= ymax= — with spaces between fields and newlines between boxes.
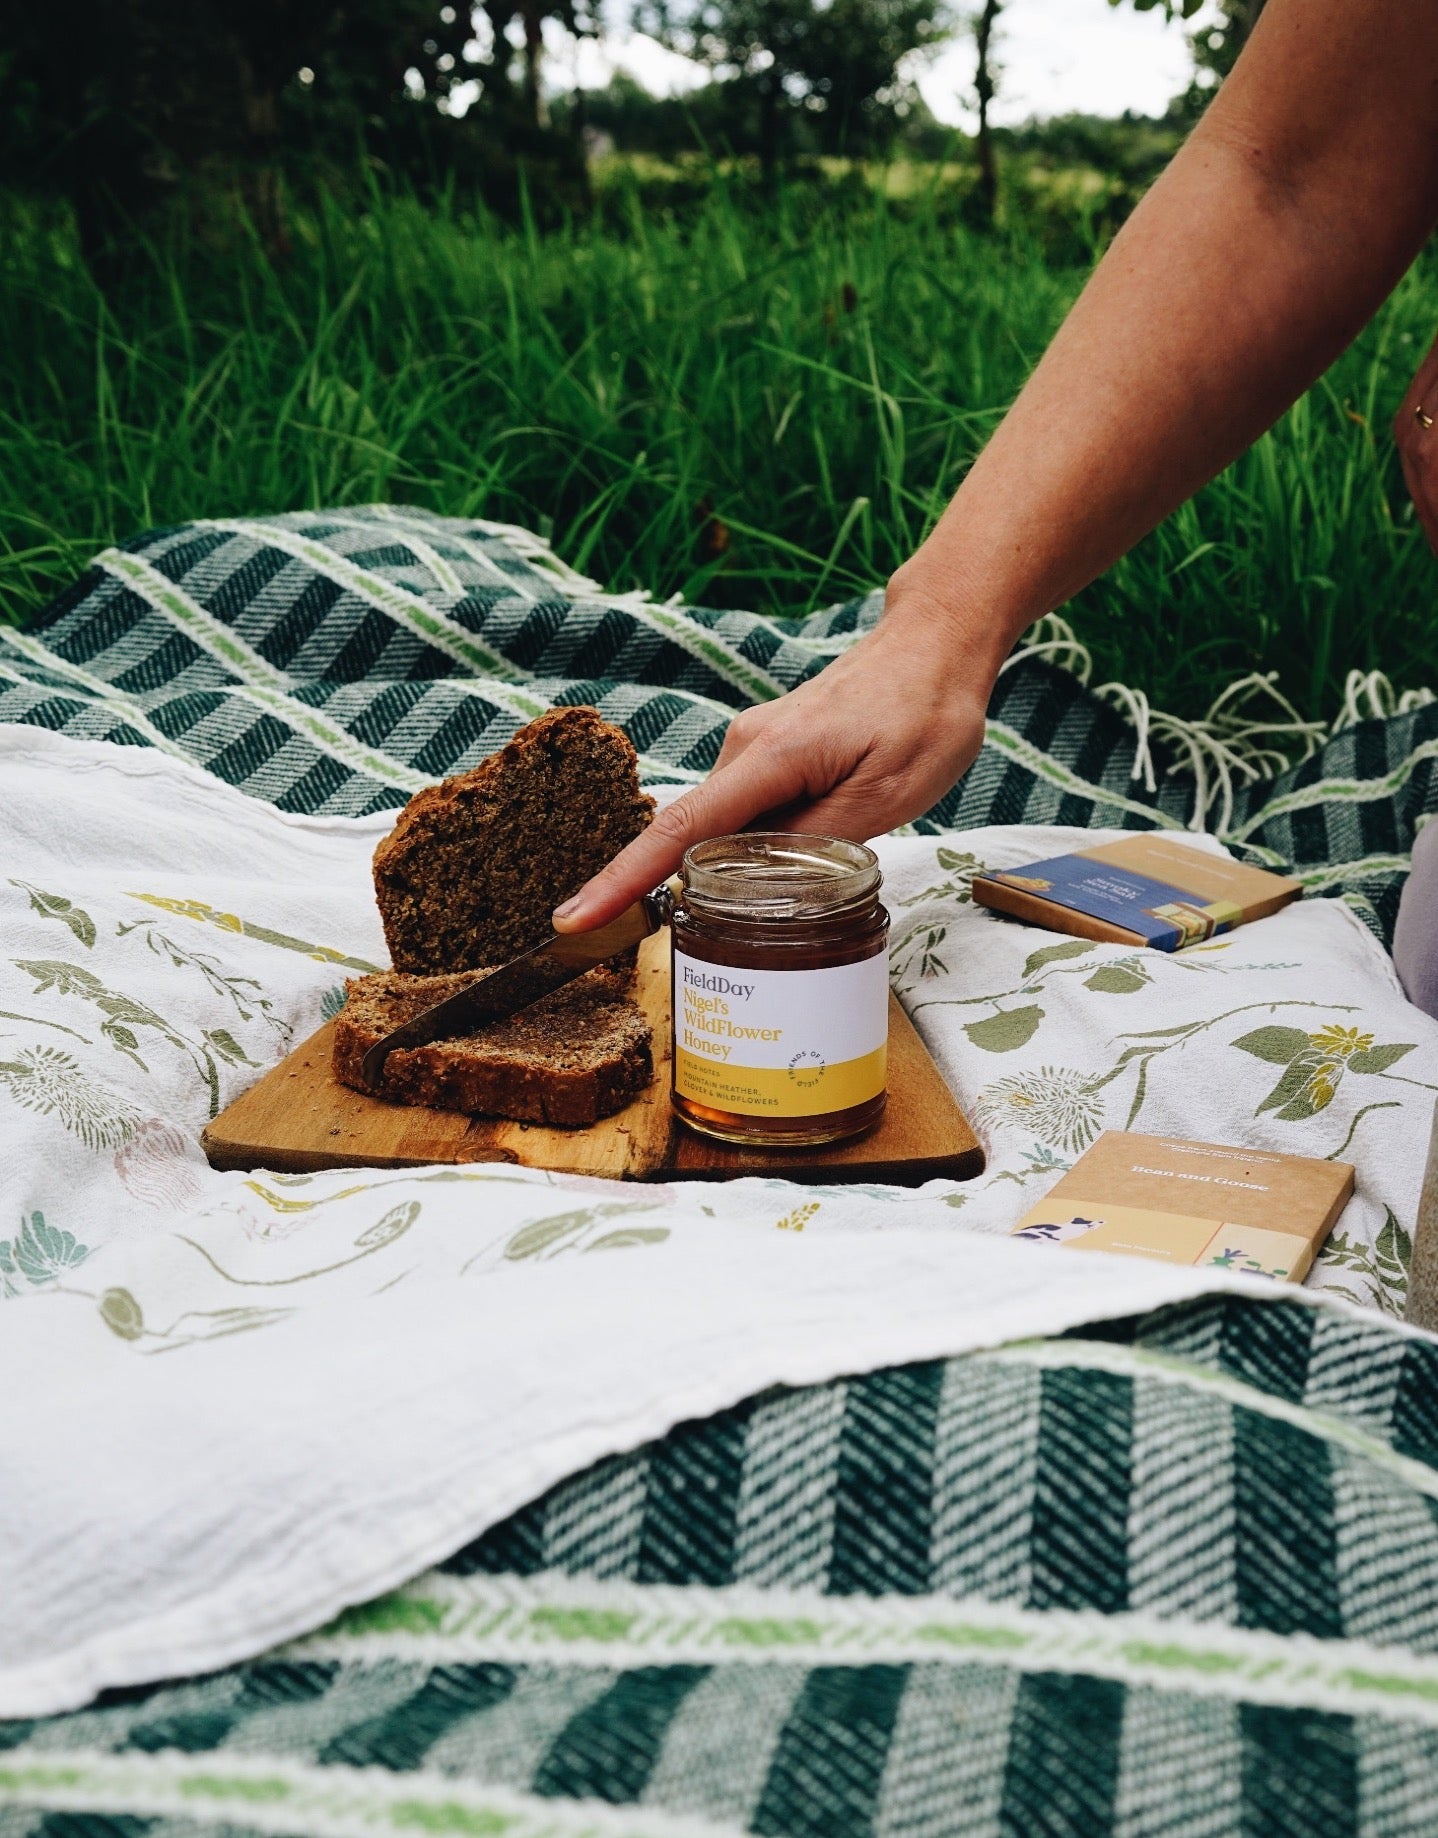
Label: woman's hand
xmin=1395 ymin=329 xmax=1438 ymax=558
xmin=552 ymin=594 xmax=994 ymax=931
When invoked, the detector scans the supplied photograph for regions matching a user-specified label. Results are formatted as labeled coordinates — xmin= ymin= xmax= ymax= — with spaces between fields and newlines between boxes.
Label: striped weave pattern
xmin=3 ymin=506 xmax=1432 ymax=942
xmin=4 ymin=1297 xmax=1438 ymax=1837
xmin=5 ymin=513 xmax=1438 ymax=1835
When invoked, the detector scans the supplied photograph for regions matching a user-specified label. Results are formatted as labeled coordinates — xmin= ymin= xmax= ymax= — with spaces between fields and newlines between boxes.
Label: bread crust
xmin=334 ymin=969 xmax=653 ymax=1127
xmin=372 ymin=706 xmax=655 ymax=976
xmin=340 ymin=708 xmax=656 ymax=1125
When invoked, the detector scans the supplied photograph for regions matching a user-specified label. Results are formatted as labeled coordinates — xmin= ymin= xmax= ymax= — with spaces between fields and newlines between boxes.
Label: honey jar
xmin=671 ymin=832 xmax=890 ymax=1146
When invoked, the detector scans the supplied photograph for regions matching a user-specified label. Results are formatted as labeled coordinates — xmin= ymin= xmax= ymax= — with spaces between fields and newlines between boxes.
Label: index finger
xmin=551 ymin=740 xmax=808 ymax=931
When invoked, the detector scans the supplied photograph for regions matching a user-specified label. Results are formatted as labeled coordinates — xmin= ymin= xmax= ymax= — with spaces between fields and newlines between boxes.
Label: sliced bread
xmin=332 ymin=969 xmax=654 ymax=1127
xmin=338 ymin=706 xmax=657 ymax=1124
xmin=373 ymin=705 xmax=655 ymax=974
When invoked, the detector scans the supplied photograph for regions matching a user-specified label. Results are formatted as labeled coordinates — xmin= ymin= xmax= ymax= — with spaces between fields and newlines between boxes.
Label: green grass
xmin=3 ymin=173 xmax=1437 ymax=723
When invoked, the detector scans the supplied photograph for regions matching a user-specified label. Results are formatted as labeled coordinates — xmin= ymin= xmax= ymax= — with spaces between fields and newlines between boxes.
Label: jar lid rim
xmin=680 ymin=830 xmax=882 ymax=916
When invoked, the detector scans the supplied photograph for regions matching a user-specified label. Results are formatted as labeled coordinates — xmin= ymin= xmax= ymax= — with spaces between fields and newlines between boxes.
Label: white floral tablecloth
xmin=2 ymin=725 xmax=1434 ymax=1715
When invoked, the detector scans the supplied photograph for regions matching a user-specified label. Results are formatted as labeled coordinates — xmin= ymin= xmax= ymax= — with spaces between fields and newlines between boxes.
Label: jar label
xmin=673 ymin=951 xmax=888 ymax=1117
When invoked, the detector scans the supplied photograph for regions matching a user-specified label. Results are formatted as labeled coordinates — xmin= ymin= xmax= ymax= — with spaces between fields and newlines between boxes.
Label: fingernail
xmin=552 ymin=896 xmax=583 ymax=924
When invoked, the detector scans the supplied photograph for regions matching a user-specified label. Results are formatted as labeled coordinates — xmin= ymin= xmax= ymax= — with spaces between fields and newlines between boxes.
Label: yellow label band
xmin=675 ymin=1044 xmax=888 ymax=1117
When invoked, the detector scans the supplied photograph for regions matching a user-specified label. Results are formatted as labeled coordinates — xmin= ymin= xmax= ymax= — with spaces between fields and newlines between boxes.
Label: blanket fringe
xmin=1006 ymin=616 xmax=1344 ymax=835
xmin=1332 ymin=668 xmax=1437 ymax=730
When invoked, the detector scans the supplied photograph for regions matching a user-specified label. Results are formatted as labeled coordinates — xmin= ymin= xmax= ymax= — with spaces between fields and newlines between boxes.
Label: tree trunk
xmin=521 ymin=0 xmax=547 ymax=127
xmin=234 ymin=46 xmax=289 ymax=259
xmin=973 ymin=0 xmax=1001 ymax=226
xmin=758 ymin=71 xmax=780 ymax=188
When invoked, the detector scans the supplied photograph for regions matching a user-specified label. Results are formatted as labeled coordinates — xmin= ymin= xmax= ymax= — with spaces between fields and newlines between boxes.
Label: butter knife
xmin=359 ymin=884 xmax=674 ymax=1092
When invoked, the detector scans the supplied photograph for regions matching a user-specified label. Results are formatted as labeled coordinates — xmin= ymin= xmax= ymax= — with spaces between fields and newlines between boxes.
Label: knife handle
xmin=575 ymin=880 xmax=677 ymax=958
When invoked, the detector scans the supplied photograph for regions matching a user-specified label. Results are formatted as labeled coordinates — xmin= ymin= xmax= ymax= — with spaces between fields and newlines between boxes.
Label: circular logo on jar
xmin=788 ymin=1048 xmax=827 ymax=1089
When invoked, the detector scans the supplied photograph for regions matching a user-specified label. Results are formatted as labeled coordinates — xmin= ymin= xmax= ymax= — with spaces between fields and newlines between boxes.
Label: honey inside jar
xmin=670 ymin=832 xmax=890 ymax=1147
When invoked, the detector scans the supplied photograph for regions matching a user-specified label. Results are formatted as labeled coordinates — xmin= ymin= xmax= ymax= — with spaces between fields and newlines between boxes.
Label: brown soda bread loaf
xmin=337 ymin=706 xmax=657 ymax=1124
xmin=372 ymin=705 xmax=654 ymax=974
xmin=332 ymin=969 xmax=654 ymax=1127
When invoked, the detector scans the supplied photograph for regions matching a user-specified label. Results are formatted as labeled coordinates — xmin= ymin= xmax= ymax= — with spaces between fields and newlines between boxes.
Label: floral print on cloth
xmin=885 ymin=824 xmax=1435 ymax=1315
xmin=3 ymin=728 xmax=1438 ymax=1721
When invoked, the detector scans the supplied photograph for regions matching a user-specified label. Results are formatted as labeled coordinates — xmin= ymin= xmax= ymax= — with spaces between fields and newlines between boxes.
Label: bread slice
xmin=340 ymin=706 xmax=657 ymax=1125
xmin=373 ymin=705 xmax=655 ymax=975
xmin=332 ymin=969 xmax=653 ymax=1127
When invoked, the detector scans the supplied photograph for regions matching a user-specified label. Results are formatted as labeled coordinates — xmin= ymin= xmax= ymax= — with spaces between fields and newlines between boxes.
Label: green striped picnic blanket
xmin=3 ymin=508 xmax=1438 ymax=1838
xmin=1 ymin=506 xmax=1428 ymax=942
xmin=4 ymin=1296 xmax=1438 ymax=1837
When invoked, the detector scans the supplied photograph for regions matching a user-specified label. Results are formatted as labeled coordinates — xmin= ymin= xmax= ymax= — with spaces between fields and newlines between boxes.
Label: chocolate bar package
xmin=973 ymin=835 xmax=1301 ymax=951
xmin=1012 ymin=1131 xmax=1354 ymax=1281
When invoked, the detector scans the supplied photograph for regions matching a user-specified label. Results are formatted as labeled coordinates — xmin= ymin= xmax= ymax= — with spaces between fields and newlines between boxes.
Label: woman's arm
xmin=556 ymin=0 xmax=1438 ymax=931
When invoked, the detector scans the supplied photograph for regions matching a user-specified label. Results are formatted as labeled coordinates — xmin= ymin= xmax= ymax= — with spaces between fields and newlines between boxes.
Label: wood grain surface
xmin=202 ymin=931 xmax=984 ymax=1185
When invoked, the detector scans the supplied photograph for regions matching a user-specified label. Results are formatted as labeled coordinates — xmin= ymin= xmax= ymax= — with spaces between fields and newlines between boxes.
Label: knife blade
xmin=359 ymin=886 xmax=673 ymax=1092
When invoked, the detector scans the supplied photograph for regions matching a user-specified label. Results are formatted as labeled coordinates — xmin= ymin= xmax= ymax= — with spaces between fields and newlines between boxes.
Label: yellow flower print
xmin=1308 ymin=1025 xmax=1374 ymax=1059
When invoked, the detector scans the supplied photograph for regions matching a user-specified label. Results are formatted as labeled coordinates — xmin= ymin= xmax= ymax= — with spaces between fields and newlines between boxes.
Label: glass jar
xmin=671 ymin=832 xmax=890 ymax=1147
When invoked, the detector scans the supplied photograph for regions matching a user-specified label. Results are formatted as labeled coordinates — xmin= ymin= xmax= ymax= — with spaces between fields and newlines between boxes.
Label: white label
xmin=673 ymin=950 xmax=888 ymax=1117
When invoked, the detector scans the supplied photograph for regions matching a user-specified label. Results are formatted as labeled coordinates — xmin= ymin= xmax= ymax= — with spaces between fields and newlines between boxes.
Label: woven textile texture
xmin=4 ymin=1297 xmax=1438 ymax=1837
xmin=1 ymin=505 xmax=1431 ymax=943
xmin=4 ymin=509 xmax=1438 ymax=1836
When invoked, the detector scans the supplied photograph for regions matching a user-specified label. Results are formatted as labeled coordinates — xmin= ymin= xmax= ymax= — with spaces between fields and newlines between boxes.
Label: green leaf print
xmin=99 ymin=1287 xmax=145 ymax=1340
xmin=205 ymin=1027 xmax=258 ymax=1068
xmin=891 ymin=922 xmax=949 ymax=980
xmin=355 ymin=1200 xmax=419 ymax=1249
xmin=0 ymin=1211 xmax=93 ymax=1296
xmin=1348 ymin=1043 xmax=1416 ymax=1074
xmin=1021 ymin=940 xmax=1095 ymax=979
xmin=1085 ymin=966 xmax=1150 ymax=995
xmin=162 ymin=1305 xmax=297 ymax=1344
xmin=15 ymin=959 xmax=104 ymax=998
xmin=1256 ymin=1050 xmax=1334 ymax=1121
xmin=0 ymin=1045 xmax=140 ymax=1149
xmin=10 ymin=882 xmax=97 ymax=949
xmin=586 ymin=1227 xmax=672 ymax=1251
xmin=894 ymin=848 xmax=985 ymax=910
xmin=505 ymin=1209 xmax=604 ymax=1261
xmin=1233 ymin=1020 xmax=1425 ymax=1126
xmin=15 ymin=956 xmax=233 ymax=1116
xmin=1322 ymin=1209 xmax=1411 ymax=1314
xmin=504 ymin=1202 xmax=659 ymax=1261
xmin=118 ymin=920 xmax=292 ymax=1046
xmin=1100 ymin=1000 xmax=1366 ymax=1133
xmin=1233 ymin=1025 xmax=1312 ymax=1065
xmin=965 ymin=1005 xmax=1045 ymax=1053
xmin=1376 ymin=1209 xmax=1413 ymax=1282
xmin=12 ymin=1211 xmax=90 ymax=1284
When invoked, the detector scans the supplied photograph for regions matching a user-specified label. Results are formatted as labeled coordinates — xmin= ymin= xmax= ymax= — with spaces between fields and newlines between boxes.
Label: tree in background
xmin=476 ymin=0 xmax=602 ymax=127
xmin=970 ymin=0 xmax=1001 ymax=222
xmin=800 ymin=0 xmax=954 ymax=156
xmin=0 ymin=0 xmax=347 ymax=258
xmin=1107 ymin=0 xmax=1266 ymax=111
xmin=1183 ymin=0 xmax=1265 ymax=95
xmin=634 ymin=0 xmax=950 ymax=177
xmin=0 ymin=0 xmax=594 ymax=267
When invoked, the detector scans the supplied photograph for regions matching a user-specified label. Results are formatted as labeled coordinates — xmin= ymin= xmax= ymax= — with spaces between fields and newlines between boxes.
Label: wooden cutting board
xmin=202 ymin=931 xmax=984 ymax=1185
